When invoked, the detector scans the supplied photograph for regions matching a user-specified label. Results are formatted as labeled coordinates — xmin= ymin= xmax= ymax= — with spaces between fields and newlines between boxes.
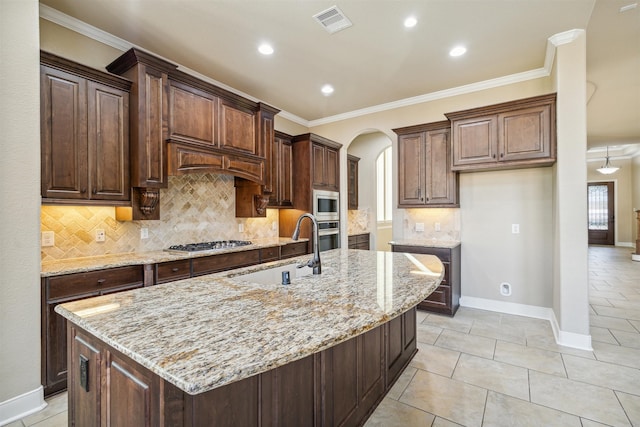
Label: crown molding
xmin=40 ymin=5 xmax=579 ymax=129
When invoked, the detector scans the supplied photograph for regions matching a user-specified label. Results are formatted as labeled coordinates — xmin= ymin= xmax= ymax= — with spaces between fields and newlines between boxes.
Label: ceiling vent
xmin=313 ymin=5 xmax=352 ymax=34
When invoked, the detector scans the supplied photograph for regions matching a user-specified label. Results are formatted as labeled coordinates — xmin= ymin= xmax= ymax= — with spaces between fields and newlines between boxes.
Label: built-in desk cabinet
xmin=347 ymin=154 xmax=360 ymax=210
xmin=348 ymin=233 xmax=370 ymax=250
xmin=265 ymin=131 xmax=294 ymax=208
xmin=390 ymin=244 xmax=461 ymax=316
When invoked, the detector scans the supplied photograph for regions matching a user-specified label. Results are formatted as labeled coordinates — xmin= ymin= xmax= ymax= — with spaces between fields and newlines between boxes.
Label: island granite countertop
xmin=55 ymin=248 xmax=443 ymax=395
xmin=41 ymin=237 xmax=306 ymax=277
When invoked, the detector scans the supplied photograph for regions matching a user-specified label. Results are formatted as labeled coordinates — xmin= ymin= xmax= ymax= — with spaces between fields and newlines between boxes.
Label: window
xmin=376 ymin=146 xmax=392 ymax=222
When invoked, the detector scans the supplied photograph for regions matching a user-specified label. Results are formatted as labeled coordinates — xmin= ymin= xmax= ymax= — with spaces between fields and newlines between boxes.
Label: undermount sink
xmin=233 ymin=263 xmax=314 ymax=285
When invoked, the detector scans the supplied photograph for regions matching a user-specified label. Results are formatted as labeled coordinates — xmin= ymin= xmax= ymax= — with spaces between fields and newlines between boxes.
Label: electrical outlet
xmin=238 ymin=223 xmax=244 ymax=233
xmin=271 ymin=221 xmax=277 ymax=231
xmin=96 ymin=229 xmax=106 ymax=242
xmin=140 ymin=228 xmax=149 ymax=239
xmin=41 ymin=231 xmax=55 ymax=247
xmin=434 ymin=222 xmax=441 ymax=232
xmin=500 ymin=282 xmax=512 ymax=296
xmin=415 ymin=222 xmax=425 ymax=232
xmin=512 ymin=224 xmax=520 ymax=234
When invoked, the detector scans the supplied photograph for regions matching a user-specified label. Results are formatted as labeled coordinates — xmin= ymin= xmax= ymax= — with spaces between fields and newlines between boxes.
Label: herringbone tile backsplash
xmin=41 ymin=174 xmax=278 ymax=261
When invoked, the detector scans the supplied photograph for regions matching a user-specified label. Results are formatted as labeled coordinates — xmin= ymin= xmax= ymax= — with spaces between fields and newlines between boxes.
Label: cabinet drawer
xmin=47 ymin=266 xmax=144 ymax=301
xmin=156 ymin=259 xmax=191 ymax=284
xmin=192 ymin=249 xmax=261 ymax=276
xmin=260 ymin=246 xmax=280 ymax=263
xmin=441 ymin=263 xmax=450 ymax=285
xmin=280 ymin=242 xmax=308 ymax=259
xmin=419 ymin=285 xmax=450 ymax=308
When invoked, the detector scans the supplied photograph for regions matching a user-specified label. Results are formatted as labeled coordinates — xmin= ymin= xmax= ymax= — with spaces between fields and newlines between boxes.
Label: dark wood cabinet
xmin=280 ymin=241 xmax=309 ymax=259
xmin=40 ymin=52 xmax=131 ymax=205
xmin=347 ymin=154 xmax=359 ymax=210
xmin=266 ymin=131 xmax=294 ymax=208
xmin=348 ymin=233 xmax=370 ymax=250
xmin=168 ymin=79 xmax=218 ymax=146
xmin=66 ymin=307 xmax=417 ymax=426
xmin=394 ymin=120 xmax=458 ymax=208
xmin=155 ymin=259 xmax=191 ymax=284
xmin=192 ymin=249 xmax=261 ymax=277
xmin=42 ymin=265 xmax=144 ymax=397
xmin=446 ymin=93 xmax=556 ymax=172
xmin=279 ymin=134 xmax=342 ymax=242
xmin=390 ymin=244 xmax=461 ymax=316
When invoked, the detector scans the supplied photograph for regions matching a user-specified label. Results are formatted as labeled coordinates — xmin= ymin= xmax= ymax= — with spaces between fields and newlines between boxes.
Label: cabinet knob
xmin=171 ymin=267 xmax=180 ymax=272
xmin=492 ymin=154 xmax=496 ymax=159
xmin=97 ymin=279 xmax=106 ymax=285
xmin=80 ymin=188 xmax=86 ymax=194
xmin=92 ymin=188 xmax=97 ymax=194
xmin=500 ymin=153 xmax=504 ymax=158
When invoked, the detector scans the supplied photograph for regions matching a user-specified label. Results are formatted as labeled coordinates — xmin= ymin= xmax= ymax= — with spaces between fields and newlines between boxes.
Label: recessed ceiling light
xmin=321 ymin=84 xmax=334 ymax=96
xmin=449 ymin=46 xmax=467 ymax=57
xmin=404 ymin=16 xmax=417 ymax=28
xmin=258 ymin=43 xmax=274 ymax=55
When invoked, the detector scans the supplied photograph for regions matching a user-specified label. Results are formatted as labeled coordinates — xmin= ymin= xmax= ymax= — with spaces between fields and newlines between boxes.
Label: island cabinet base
xmin=67 ymin=308 xmax=417 ymax=427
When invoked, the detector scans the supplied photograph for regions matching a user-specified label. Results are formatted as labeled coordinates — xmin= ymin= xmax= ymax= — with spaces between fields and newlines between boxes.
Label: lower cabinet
xmin=41 ymin=266 xmax=144 ymax=397
xmin=67 ymin=308 xmax=417 ymax=426
xmin=390 ymin=244 xmax=461 ymax=316
xmin=348 ymin=233 xmax=370 ymax=250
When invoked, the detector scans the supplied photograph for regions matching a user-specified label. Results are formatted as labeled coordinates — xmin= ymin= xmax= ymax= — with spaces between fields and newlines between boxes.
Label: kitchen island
xmin=56 ymin=248 xmax=443 ymax=426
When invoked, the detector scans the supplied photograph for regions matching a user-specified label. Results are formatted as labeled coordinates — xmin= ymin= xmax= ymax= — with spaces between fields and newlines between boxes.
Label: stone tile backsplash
xmin=41 ymin=174 xmax=278 ymax=261
xmin=347 ymin=208 xmax=371 ymax=235
xmin=402 ymin=208 xmax=461 ymax=241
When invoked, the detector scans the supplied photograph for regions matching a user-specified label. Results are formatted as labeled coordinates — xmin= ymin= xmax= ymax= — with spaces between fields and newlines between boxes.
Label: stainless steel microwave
xmin=313 ymin=189 xmax=339 ymax=221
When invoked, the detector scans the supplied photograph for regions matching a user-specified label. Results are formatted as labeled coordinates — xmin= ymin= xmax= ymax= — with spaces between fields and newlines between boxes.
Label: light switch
xmin=512 ymin=224 xmax=520 ymax=234
xmin=41 ymin=231 xmax=55 ymax=247
xmin=96 ymin=229 xmax=106 ymax=242
xmin=415 ymin=223 xmax=425 ymax=232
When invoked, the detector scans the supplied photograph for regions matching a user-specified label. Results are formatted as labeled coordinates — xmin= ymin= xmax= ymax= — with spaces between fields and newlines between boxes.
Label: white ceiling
xmin=40 ymin=0 xmax=639 ymax=149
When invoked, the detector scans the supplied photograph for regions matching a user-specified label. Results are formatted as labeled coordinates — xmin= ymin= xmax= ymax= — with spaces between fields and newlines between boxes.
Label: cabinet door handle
xmin=80 ymin=188 xmax=87 ymax=194
xmin=171 ymin=267 xmax=180 ymax=272
xmin=97 ymin=279 xmax=106 ymax=285
xmin=500 ymin=153 xmax=504 ymax=158
xmin=492 ymin=154 xmax=496 ymax=159
xmin=92 ymin=188 xmax=97 ymax=194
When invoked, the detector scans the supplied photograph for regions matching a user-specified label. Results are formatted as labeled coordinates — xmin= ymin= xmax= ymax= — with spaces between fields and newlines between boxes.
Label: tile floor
xmin=8 ymin=245 xmax=640 ymax=427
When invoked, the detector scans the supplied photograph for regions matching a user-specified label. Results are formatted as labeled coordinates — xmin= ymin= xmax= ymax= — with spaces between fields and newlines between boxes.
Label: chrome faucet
xmin=292 ymin=213 xmax=321 ymax=274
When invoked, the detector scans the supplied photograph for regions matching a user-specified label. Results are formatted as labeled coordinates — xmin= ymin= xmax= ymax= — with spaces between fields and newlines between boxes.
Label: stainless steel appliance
xmin=318 ymin=220 xmax=340 ymax=252
xmin=166 ymin=240 xmax=252 ymax=252
xmin=313 ymin=189 xmax=339 ymax=221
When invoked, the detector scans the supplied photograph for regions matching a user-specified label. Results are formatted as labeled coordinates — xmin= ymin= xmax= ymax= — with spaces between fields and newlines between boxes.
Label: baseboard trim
xmin=460 ymin=296 xmax=593 ymax=351
xmin=615 ymin=241 xmax=634 ymax=248
xmin=0 ymin=386 xmax=46 ymax=426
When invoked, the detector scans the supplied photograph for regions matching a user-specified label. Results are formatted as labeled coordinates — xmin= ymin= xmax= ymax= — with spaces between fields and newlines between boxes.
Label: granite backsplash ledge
xmin=41 ymin=173 xmax=278 ymax=262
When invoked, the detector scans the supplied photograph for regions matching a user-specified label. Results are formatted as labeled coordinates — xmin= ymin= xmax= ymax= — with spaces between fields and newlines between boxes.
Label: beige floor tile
xmin=610 ymin=329 xmax=640 ymax=349
xmin=590 ymin=325 xmax=620 ymax=345
xmin=529 ymin=370 xmax=631 ymax=427
xmin=469 ymin=322 xmax=526 ymax=345
xmin=590 ymin=290 xmax=627 ymax=300
xmin=590 ymin=314 xmax=638 ymax=332
xmin=610 ymin=299 xmax=640 ymax=310
xmin=615 ymin=391 xmax=640 ymax=427
xmin=28 ymin=412 xmax=67 ymax=427
xmin=422 ymin=313 xmax=473 ymax=333
xmin=454 ymin=308 xmax=503 ymax=326
xmin=562 ymin=354 xmax=640 ymax=396
xmin=364 ymin=397 xmax=434 ymax=427
xmin=580 ymin=419 xmax=618 ymax=427
xmin=483 ymin=391 xmax=582 ymax=427
xmin=399 ymin=370 xmax=487 ymax=427
xmin=417 ymin=322 xmax=443 ymax=344
xmin=432 ymin=416 xmax=464 ymax=426
xmin=592 ymin=341 xmax=640 ymax=369
xmin=21 ymin=394 xmax=67 ymax=427
xmin=590 ymin=296 xmax=614 ymax=306
xmin=452 ymin=354 xmax=529 ymax=401
xmin=592 ymin=305 xmax=640 ymax=321
xmin=525 ymin=333 xmax=596 ymax=359
xmin=386 ymin=366 xmax=417 ymax=400
xmin=629 ymin=319 xmax=640 ymax=332
xmin=3 ymin=421 xmax=24 ymax=427
xmin=409 ymin=342 xmax=460 ymax=377
xmin=434 ymin=329 xmax=496 ymax=359
xmin=494 ymin=340 xmax=566 ymax=377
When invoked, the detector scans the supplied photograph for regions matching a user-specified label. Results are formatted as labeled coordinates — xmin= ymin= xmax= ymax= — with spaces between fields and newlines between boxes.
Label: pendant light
xmin=597 ymin=146 xmax=620 ymax=175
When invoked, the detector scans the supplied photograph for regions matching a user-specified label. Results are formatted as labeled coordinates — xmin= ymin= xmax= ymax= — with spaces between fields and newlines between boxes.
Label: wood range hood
xmin=106 ymin=48 xmax=279 ymax=220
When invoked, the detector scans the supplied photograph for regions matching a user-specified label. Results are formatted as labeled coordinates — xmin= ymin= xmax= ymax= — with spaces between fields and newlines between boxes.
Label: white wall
xmin=634 ymin=155 xmax=640 ymax=249
xmin=0 ymin=0 xmax=45 ymax=422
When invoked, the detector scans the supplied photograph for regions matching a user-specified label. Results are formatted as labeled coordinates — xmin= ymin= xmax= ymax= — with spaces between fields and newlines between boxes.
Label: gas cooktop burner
xmin=166 ymin=240 xmax=252 ymax=252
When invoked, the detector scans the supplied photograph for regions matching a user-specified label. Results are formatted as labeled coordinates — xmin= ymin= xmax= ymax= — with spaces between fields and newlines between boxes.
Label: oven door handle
xmin=318 ymin=229 xmax=339 ymax=237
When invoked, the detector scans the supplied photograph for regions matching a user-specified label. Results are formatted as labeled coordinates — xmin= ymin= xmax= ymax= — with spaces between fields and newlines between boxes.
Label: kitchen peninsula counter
xmin=41 ymin=237 xmax=305 ymax=277
xmin=56 ymin=249 xmax=443 ymax=425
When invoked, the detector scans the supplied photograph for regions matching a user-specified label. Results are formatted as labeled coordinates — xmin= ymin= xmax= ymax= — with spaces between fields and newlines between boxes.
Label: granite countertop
xmin=388 ymin=239 xmax=461 ymax=249
xmin=55 ymin=248 xmax=443 ymax=395
xmin=41 ymin=237 xmax=306 ymax=277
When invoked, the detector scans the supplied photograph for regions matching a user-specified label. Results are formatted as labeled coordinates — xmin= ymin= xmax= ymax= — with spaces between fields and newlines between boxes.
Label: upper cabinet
xmin=266 ymin=131 xmax=294 ymax=208
xmin=394 ymin=121 xmax=458 ymax=208
xmin=295 ymin=134 xmax=340 ymax=193
xmin=446 ymin=93 xmax=556 ymax=172
xmin=41 ymin=52 xmax=131 ymax=205
xmin=347 ymin=154 xmax=359 ymax=210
